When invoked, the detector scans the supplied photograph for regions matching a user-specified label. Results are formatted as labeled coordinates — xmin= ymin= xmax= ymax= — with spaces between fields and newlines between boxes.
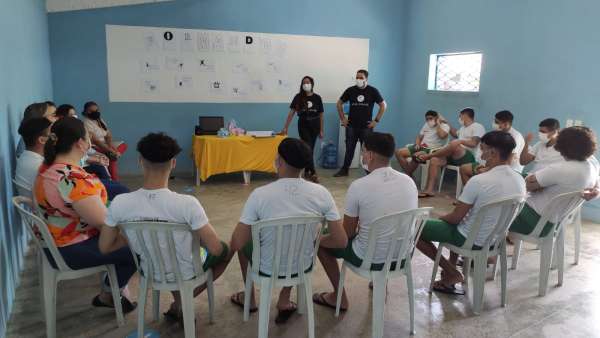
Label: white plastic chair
xmin=335 ymin=207 xmax=432 ymax=337
xmin=438 ymin=165 xmax=463 ymax=199
xmin=243 ymin=215 xmax=325 ymax=338
xmin=119 ymin=221 xmax=216 ymax=338
xmin=509 ymin=191 xmax=584 ymax=296
xmin=12 ymin=177 xmax=32 ymax=199
xmin=565 ymin=206 xmax=583 ymax=265
xmin=429 ymin=196 xmax=525 ymax=315
xmin=12 ymin=196 xmax=124 ymax=338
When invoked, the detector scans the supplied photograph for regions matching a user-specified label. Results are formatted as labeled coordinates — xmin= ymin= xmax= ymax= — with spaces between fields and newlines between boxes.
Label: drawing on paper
xmin=165 ymin=56 xmax=185 ymax=71
xmin=198 ymin=58 xmax=216 ymax=72
xmin=261 ymin=37 xmax=272 ymax=55
xmin=232 ymin=63 xmax=249 ymax=74
xmin=162 ymin=31 xmax=177 ymax=51
xmin=266 ymin=61 xmax=281 ymax=73
xmin=211 ymin=33 xmax=225 ymax=52
xmin=208 ymin=80 xmax=226 ymax=95
xmin=227 ymin=34 xmax=242 ymax=53
xmin=141 ymin=79 xmax=160 ymax=93
xmin=197 ymin=32 xmax=210 ymax=51
xmin=143 ymin=32 xmax=159 ymax=51
xmin=140 ymin=57 xmax=160 ymax=72
xmin=174 ymin=75 xmax=193 ymax=89
xmin=181 ymin=31 xmax=195 ymax=52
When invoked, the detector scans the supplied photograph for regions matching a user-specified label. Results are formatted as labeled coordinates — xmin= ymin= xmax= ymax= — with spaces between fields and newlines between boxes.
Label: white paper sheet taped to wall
xmin=106 ymin=25 xmax=369 ymax=103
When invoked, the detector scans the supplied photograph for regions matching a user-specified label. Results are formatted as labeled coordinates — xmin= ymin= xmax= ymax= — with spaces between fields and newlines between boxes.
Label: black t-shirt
xmin=290 ymin=93 xmax=324 ymax=120
xmin=340 ymin=85 xmax=384 ymax=128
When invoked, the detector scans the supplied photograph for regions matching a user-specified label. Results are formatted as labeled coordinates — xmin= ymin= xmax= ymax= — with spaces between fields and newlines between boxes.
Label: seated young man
xmin=15 ymin=117 xmax=52 ymax=193
xmin=417 ymin=131 xmax=526 ymax=294
xmin=519 ymin=118 xmax=564 ymax=175
xmin=417 ymin=107 xmax=486 ymax=197
xmin=313 ymin=132 xmax=418 ymax=310
xmin=510 ymin=126 xmax=599 ymax=237
xmin=229 ymin=137 xmax=347 ymax=324
xmin=395 ymin=110 xmax=450 ymax=176
xmin=99 ymin=132 xmax=232 ymax=322
xmin=459 ymin=110 xmax=525 ymax=184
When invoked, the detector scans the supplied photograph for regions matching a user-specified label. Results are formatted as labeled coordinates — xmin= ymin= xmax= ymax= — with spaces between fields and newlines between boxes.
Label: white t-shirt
xmin=507 ymin=127 xmax=525 ymax=173
xmin=105 ymin=188 xmax=209 ymax=282
xmin=15 ymin=150 xmax=43 ymax=194
xmin=83 ymin=117 xmax=108 ymax=141
xmin=528 ymin=142 xmax=564 ymax=173
xmin=239 ymin=178 xmax=340 ymax=275
xmin=458 ymin=122 xmax=486 ymax=155
xmin=419 ymin=122 xmax=450 ymax=149
xmin=527 ymin=160 xmax=598 ymax=220
xmin=345 ymin=167 xmax=418 ymax=263
xmin=458 ymin=165 xmax=526 ymax=247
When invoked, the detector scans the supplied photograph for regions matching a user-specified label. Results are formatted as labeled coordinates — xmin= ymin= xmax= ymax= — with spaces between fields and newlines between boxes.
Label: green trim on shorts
xmin=203 ymin=241 xmax=229 ymax=271
xmin=447 ymin=150 xmax=476 ymax=166
xmin=323 ymin=233 xmax=405 ymax=271
xmin=509 ymin=203 xmax=554 ymax=237
xmin=241 ymin=241 xmax=313 ymax=277
xmin=420 ymin=219 xmax=467 ymax=247
xmin=407 ymin=144 xmax=432 ymax=156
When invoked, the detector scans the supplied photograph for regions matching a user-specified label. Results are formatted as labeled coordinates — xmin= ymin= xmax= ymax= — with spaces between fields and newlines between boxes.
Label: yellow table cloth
xmin=192 ymin=135 xmax=285 ymax=182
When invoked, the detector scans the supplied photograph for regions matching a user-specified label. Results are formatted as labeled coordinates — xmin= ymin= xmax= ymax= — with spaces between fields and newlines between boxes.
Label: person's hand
xmin=341 ymin=117 xmax=349 ymax=127
xmin=475 ymin=165 xmax=489 ymax=174
xmin=319 ymin=130 xmax=324 ymax=139
xmin=526 ymin=132 xmax=534 ymax=144
xmin=97 ymin=154 xmax=109 ymax=166
xmin=279 ymin=128 xmax=288 ymax=136
xmin=367 ymin=121 xmax=378 ymax=129
xmin=414 ymin=144 xmax=422 ymax=151
xmin=417 ymin=153 xmax=431 ymax=162
xmin=582 ymin=188 xmax=600 ymax=201
xmin=438 ymin=115 xmax=448 ymax=125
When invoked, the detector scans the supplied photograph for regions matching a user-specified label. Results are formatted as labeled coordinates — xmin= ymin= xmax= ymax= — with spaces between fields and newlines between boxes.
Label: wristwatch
xmin=374 ymin=118 xmax=380 ymax=123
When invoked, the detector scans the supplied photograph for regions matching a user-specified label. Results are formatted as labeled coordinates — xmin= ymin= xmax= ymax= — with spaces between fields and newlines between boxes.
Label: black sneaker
xmin=333 ymin=168 xmax=349 ymax=177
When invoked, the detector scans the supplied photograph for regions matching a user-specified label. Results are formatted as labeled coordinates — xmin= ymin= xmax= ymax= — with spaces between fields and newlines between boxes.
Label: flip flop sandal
xmin=418 ymin=192 xmax=435 ymax=198
xmin=432 ymin=281 xmax=465 ymax=296
xmin=312 ymin=292 xmax=347 ymax=312
xmin=92 ymin=294 xmax=137 ymax=314
xmin=230 ymin=292 xmax=258 ymax=313
xmin=275 ymin=302 xmax=297 ymax=324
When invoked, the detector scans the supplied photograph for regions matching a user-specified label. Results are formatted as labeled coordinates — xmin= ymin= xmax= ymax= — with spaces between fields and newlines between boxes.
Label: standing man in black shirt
xmin=334 ymin=69 xmax=387 ymax=177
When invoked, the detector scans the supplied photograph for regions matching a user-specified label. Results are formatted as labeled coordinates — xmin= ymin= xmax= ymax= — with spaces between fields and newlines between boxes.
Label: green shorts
xmin=203 ymin=241 xmax=229 ymax=271
xmin=509 ymin=203 xmax=555 ymax=237
xmin=419 ymin=219 xmax=467 ymax=247
xmin=407 ymin=144 xmax=433 ymax=156
xmin=446 ymin=150 xmax=477 ymax=167
xmin=324 ymin=236 xmax=404 ymax=271
xmin=241 ymin=241 xmax=313 ymax=277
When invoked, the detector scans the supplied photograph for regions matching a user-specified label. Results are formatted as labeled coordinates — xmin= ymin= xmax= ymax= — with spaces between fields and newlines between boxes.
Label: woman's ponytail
xmin=42 ymin=117 xmax=87 ymax=166
xmin=43 ymin=133 xmax=59 ymax=165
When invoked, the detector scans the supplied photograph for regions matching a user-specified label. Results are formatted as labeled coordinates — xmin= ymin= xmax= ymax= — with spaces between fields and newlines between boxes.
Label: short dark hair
xmin=23 ymin=102 xmax=48 ymax=121
xmin=45 ymin=101 xmax=56 ymax=108
xmin=539 ymin=118 xmax=560 ymax=130
xmin=18 ymin=117 xmax=52 ymax=148
xmin=43 ymin=117 xmax=87 ymax=165
xmin=425 ymin=110 xmax=438 ymax=118
xmin=495 ymin=110 xmax=514 ymax=123
xmin=278 ymin=138 xmax=312 ymax=169
xmin=56 ymin=104 xmax=75 ymax=118
xmin=481 ymin=131 xmax=516 ymax=161
xmin=555 ymin=126 xmax=597 ymax=161
xmin=460 ymin=107 xmax=475 ymax=119
xmin=83 ymin=101 xmax=98 ymax=112
xmin=357 ymin=69 xmax=369 ymax=78
xmin=137 ymin=132 xmax=182 ymax=163
xmin=364 ymin=132 xmax=396 ymax=158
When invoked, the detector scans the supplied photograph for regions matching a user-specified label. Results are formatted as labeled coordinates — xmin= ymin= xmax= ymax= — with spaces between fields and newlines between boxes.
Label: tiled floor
xmin=6 ymin=169 xmax=600 ymax=338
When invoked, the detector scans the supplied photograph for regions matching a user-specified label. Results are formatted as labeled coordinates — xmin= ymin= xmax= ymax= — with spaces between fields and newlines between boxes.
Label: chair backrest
xmin=12 ymin=196 xmax=72 ymax=271
xmin=530 ymin=191 xmax=584 ymax=238
xmin=119 ymin=221 xmax=208 ymax=288
xmin=460 ymin=195 xmax=526 ymax=251
xmin=251 ymin=215 xmax=325 ymax=284
xmin=12 ymin=178 xmax=32 ymax=199
xmin=359 ymin=207 xmax=432 ymax=275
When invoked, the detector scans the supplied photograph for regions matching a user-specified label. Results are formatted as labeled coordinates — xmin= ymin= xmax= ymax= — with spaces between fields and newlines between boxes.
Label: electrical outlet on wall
xmin=566 ymin=119 xmax=574 ymax=127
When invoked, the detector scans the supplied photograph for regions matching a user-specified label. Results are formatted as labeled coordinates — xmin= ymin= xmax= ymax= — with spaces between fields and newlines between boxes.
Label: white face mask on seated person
xmin=427 ymin=120 xmax=436 ymax=128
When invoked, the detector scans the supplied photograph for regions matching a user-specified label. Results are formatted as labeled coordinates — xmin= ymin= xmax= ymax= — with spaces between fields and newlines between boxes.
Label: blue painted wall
xmin=48 ymin=0 xmax=408 ymax=176
xmin=399 ymin=0 xmax=600 ymax=220
xmin=0 ymin=0 xmax=53 ymax=335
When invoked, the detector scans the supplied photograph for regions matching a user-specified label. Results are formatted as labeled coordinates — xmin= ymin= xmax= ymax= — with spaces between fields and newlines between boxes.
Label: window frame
xmin=427 ymin=51 xmax=483 ymax=93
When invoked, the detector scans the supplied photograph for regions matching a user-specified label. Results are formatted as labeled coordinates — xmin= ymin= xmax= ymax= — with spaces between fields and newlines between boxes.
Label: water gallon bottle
xmin=319 ymin=140 xmax=338 ymax=169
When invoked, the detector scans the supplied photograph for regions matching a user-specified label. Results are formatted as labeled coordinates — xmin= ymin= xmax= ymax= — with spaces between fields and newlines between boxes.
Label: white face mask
xmin=356 ymin=79 xmax=366 ymax=88
xmin=458 ymin=118 xmax=465 ymax=127
xmin=427 ymin=120 xmax=436 ymax=128
xmin=360 ymin=151 xmax=369 ymax=170
xmin=302 ymin=83 xmax=312 ymax=92
xmin=539 ymin=132 xmax=550 ymax=144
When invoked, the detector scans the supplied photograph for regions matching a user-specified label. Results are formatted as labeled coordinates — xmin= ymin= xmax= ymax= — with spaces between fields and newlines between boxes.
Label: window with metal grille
xmin=427 ymin=52 xmax=482 ymax=92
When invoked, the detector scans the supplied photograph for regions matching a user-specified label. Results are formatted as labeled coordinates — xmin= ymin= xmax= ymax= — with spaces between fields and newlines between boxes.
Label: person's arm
xmin=319 ymin=112 xmax=324 ymax=139
xmin=520 ymin=133 xmax=536 ymax=166
xmin=72 ymin=195 xmax=107 ymax=229
xmin=230 ymin=222 xmax=251 ymax=252
xmin=436 ymin=121 xmax=449 ymax=139
xmin=337 ymin=99 xmax=348 ymax=126
xmin=414 ymin=134 xmax=424 ymax=149
xmin=319 ymin=219 xmax=347 ymax=248
xmin=90 ymin=132 xmax=114 ymax=154
xmin=525 ymin=174 xmax=543 ymax=192
xmin=342 ymin=214 xmax=359 ymax=238
xmin=195 ymin=224 xmax=224 ymax=256
xmin=368 ymin=100 xmax=387 ymax=129
xmin=99 ymin=225 xmax=129 ymax=254
xmin=439 ymin=202 xmax=473 ymax=225
xmin=281 ymin=109 xmax=296 ymax=135
xmin=460 ymin=136 xmax=481 ymax=149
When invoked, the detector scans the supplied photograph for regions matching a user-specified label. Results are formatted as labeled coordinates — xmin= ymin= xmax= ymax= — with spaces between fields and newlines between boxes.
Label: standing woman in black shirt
xmin=281 ymin=76 xmax=324 ymax=183
xmin=334 ymin=69 xmax=387 ymax=177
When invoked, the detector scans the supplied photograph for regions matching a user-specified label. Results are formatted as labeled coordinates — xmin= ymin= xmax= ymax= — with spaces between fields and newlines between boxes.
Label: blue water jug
xmin=319 ymin=140 xmax=338 ymax=169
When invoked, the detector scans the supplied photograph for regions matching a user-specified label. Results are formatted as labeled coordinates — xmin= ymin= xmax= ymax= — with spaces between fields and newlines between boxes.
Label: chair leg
xmin=137 ymin=276 xmax=149 ymax=338
xmin=574 ymin=209 xmax=582 ymax=265
xmin=500 ymin=243 xmax=508 ymax=307
xmin=335 ymin=264 xmax=347 ymax=317
xmin=106 ymin=265 xmax=125 ymax=326
xmin=297 ymin=283 xmax=306 ymax=315
xmin=463 ymin=257 xmax=471 ymax=293
xmin=303 ymin=275 xmax=316 ymax=338
xmin=556 ymin=229 xmax=565 ymax=286
xmin=152 ymin=290 xmax=160 ymax=322
xmin=472 ymin=255 xmax=487 ymax=315
xmin=511 ymin=238 xmax=522 ymax=270
xmin=455 ymin=171 xmax=463 ymax=199
xmin=243 ymin=265 xmax=253 ymax=322
xmin=491 ymin=256 xmax=499 ymax=281
xmin=180 ymin=285 xmax=196 ymax=338
xmin=258 ymin=278 xmax=273 ymax=338
xmin=538 ymin=239 xmax=554 ymax=297
xmin=206 ymin=269 xmax=215 ymax=323
xmin=406 ymin=263 xmax=416 ymax=335
xmin=429 ymin=246 xmax=444 ymax=292
xmin=38 ymin=251 xmax=45 ymax=318
xmin=42 ymin=261 xmax=57 ymax=338
xmin=372 ymin=276 xmax=387 ymax=338
xmin=420 ymin=163 xmax=428 ymax=191
xmin=437 ymin=167 xmax=446 ymax=193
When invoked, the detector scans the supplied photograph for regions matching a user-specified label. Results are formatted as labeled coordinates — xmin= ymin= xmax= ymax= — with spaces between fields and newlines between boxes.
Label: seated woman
xmin=33 ymin=116 xmax=137 ymax=313
xmin=82 ymin=101 xmax=127 ymax=180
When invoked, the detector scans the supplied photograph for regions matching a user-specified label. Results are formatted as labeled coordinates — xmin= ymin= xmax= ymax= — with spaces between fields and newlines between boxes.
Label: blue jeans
xmin=100 ymin=179 xmax=130 ymax=201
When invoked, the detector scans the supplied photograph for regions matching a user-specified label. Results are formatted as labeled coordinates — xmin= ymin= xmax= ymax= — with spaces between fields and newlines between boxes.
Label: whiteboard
xmin=105 ymin=25 xmax=369 ymax=103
